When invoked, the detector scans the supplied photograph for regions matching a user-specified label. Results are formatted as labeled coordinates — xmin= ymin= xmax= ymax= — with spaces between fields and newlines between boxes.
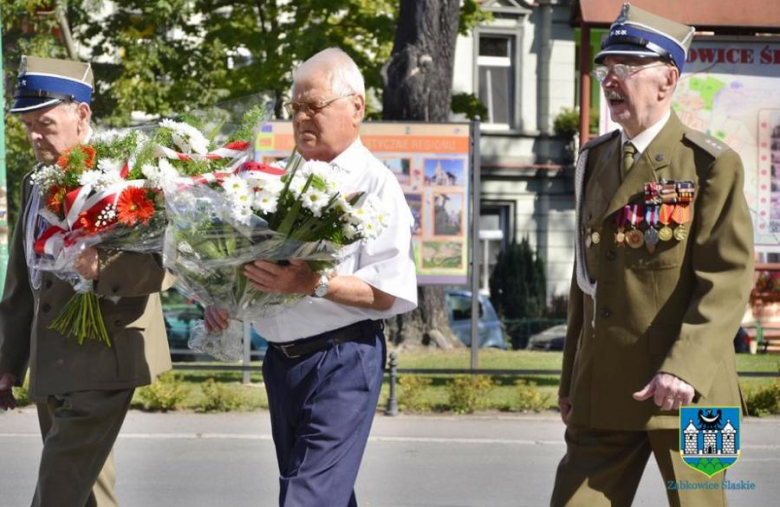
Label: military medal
xmin=658 ymin=204 xmax=674 ymax=241
xmin=626 ymin=228 xmax=645 ymax=248
xmin=676 ymin=181 xmax=695 ymax=203
xmin=643 ymin=181 xmax=663 ymax=205
xmin=660 ymin=181 xmax=678 ymax=204
xmin=614 ymin=207 xmax=627 ymax=246
xmin=644 ymin=205 xmax=660 ymax=253
xmin=671 ymin=203 xmax=692 ymax=242
xmin=591 ymin=231 xmax=601 ymax=244
xmin=625 ymin=205 xmax=645 ymax=249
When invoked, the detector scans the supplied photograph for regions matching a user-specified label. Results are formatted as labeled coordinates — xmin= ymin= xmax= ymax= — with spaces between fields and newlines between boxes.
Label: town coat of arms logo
xmin=680 ymin=406 xmax=741 ymax=477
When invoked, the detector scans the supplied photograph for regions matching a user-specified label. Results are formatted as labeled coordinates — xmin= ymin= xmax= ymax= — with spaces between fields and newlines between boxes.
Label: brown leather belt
xmin=269 ymin=320 xmax=384 ymax=359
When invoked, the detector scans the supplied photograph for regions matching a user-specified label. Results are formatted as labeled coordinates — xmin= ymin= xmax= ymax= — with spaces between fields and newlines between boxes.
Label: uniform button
xmin=44 ymin=279 xmax=53 ymax=289
xmin=41 ymin=303 xmax=51 ymax=313
xmin=605 ymin=250 xmax=617 ymax=261
xmin=112 ymin=285 xmax=121 ymax=294
xmin=114 ymin=319 xmax=122 ymax=327
xmin=600 ymin=308 xmax=611 ymax=319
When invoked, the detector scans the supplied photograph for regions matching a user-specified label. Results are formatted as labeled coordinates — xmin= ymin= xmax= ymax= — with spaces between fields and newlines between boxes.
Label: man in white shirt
xmin=552 ymin=4 xmax=753 ymax=506
xmin=206 ymin=47 xmax=417 ymax=506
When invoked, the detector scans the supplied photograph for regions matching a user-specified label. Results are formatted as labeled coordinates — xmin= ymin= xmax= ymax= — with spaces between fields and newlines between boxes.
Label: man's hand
xmin=74 ymin=248 xmax=99 ymax=280
xmin=0 ymin=373 xmax=18 ymax=411
xmin=204 ymin=306 xmax=230 ymax=334
xmin=243 ymin=259 xmax=318 ymax=296
xmin=633 ymin=372 xmax=695 ymax=411
xmin=558 ymin=396 xmax=572 ymax=425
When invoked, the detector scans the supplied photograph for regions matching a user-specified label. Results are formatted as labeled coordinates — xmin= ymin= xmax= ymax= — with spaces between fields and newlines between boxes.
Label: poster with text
xmin=254 ymin=122 xmax=472 ymax=284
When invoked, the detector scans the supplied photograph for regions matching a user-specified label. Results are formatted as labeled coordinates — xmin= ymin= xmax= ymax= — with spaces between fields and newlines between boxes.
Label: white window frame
xmin=474 ymin=27 xmax=524 ymax=133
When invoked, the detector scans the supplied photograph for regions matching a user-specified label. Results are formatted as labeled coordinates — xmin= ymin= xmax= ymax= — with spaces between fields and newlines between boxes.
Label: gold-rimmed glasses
xmin=283 ymin=94 xmax=355 ymax=116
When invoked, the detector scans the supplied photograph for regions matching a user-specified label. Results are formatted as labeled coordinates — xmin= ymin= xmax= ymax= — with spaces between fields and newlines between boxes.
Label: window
xmin=478 ymin=35 xmax=516 ymax=130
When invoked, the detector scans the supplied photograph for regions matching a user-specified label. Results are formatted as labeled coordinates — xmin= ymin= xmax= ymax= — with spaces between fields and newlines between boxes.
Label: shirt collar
xmin=621 ymin=109 xmax=671 ymax=154
xmin=329 ymin=137 xmax=364 ymax=172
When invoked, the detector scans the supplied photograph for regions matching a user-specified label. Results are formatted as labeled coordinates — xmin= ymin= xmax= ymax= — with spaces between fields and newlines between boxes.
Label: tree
xmin=489 ymin=237 xmax=547 ymax=348
xmin=2 ymin=0 xmax=398 ymax=225
xmin=381 ymin=0 xmax=473 ymax=348
xmin=2 ymin=1 xmax=491 ymax=347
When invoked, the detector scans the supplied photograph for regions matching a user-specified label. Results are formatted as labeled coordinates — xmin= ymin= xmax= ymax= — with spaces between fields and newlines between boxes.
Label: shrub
xmin=399 ymin=375 xmax=432 ymax=412
xmin=553 ymin=107 xmax=579 ymax=138
xmin=490 ymin=238 xmax=546 ymax=348
xmin=514 ymin=379 xmax=550 ymax=412
xmin=447 ymin=375 xmax=495 ymax=414
xmin=745 ymin=382 xmax=780 ymax=416
xmin=135 ymin=372 xmax=186 ymax=412
xmin=197 ymin=378 xmax=246 ymax=413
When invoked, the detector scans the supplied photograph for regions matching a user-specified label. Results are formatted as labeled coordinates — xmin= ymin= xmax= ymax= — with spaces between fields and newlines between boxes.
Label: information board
xmin=255 ymin=121 xmax=472 ymax=284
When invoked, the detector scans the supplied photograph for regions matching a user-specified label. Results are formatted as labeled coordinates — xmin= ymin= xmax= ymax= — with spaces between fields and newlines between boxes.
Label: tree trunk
xmin=382 ymin=0 xmax=460 ymax=122
xmin=382 ymin=0 xmax=462 ymax=349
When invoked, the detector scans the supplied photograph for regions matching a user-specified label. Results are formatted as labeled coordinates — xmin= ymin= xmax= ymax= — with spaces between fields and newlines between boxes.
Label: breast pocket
xmin=625 ymin=238 xmax=684 ymax=270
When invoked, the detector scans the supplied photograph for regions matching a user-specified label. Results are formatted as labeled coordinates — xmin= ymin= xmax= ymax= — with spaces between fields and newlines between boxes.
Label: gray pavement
xmin=1 ymin=408 xmax=778 ymax=506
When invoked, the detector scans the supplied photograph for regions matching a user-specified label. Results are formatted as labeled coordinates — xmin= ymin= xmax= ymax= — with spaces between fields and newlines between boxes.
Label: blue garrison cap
xmin=11 ymin=56 xmax=93 ymax=113
xmin=595 ymin=3 xmax=695 ymax=72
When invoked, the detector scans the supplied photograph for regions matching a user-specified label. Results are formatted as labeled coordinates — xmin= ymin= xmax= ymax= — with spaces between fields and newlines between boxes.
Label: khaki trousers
xmin=551 ymin=425 xmax=726 ymax=507
xmin=33 ymin=389 xmax=134 ymax=507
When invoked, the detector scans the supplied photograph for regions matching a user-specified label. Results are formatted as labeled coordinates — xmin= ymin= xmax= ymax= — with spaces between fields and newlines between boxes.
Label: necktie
xmin=623 ymin=142 xmax=637 ymax=174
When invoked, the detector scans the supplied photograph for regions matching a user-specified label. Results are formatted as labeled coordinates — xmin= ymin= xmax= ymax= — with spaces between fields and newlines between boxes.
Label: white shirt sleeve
xmin=352 ymin=170 xmax=418 ymax=316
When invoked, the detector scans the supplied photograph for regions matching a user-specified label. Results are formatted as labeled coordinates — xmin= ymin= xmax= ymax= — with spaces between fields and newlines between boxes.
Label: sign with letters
xmin=255 ymin=121 xmax=472 ymax=284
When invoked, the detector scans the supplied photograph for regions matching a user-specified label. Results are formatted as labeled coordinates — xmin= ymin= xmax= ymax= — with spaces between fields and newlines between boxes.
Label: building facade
xmin=452 ymin=0 xmax=578 ymax=301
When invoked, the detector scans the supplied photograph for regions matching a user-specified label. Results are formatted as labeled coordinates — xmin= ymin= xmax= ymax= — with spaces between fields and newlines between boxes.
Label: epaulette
xmin=683 ymin=130 xmax=731 ymax=158
xmin=579 ymin=129 xmax=620 ymax=153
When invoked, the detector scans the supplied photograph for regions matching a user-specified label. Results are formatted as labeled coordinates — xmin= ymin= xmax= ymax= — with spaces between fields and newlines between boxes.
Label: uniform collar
xmin=621 ymin=109 xmax=671 ymax=155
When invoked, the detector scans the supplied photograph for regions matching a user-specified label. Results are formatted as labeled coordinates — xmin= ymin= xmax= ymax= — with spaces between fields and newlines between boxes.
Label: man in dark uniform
xmin=0 ymin=56 xmax=173 ymax=507
xmin=552 ymin=4 xmax=753 ymax=506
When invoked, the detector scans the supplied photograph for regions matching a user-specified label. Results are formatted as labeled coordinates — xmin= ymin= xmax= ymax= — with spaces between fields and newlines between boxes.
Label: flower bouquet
xmin=161 ymin=153 xmax=387 ymax=361
xmin=26 ymin=108 xmax=261 ymax=346
xmin=27 ymin=128 xmax=166 ymax=346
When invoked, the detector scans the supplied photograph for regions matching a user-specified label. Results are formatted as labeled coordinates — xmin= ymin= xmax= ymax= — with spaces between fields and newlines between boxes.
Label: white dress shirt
xmin=620 ymin=110 xmax=671 ymax=155
xmin=252 ymin=138 xmax=418 ymax=342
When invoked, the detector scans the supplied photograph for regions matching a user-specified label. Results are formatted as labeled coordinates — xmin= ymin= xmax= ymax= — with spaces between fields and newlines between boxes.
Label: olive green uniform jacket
xmin=0 ymin=171 xmax=172 ymax=399
xmin=560 ymin=113 xmax=754 ymax=430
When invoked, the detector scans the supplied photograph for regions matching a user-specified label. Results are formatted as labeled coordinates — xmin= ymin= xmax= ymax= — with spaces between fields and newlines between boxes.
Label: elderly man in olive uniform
xmin=552 ymin=4 xmax=753 ymax=507
xmin=0 ymin=56 xmax=172 ymax=507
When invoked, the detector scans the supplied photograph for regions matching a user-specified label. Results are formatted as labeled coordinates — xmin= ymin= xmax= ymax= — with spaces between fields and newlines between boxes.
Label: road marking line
xmin=2 ymin=433 xmax=780 ymax=450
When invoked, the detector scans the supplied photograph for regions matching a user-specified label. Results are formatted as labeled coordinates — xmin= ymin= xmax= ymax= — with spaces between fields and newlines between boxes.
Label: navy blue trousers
xmin=263 ymin=324 xmax=386 ymax=507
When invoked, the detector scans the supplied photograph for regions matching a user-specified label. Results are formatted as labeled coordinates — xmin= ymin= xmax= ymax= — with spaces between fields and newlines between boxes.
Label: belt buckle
xmin=278 ymin=343 xmax=301 ymax=359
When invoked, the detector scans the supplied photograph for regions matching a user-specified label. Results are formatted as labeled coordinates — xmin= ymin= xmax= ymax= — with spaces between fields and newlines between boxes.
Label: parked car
xmin=160 ymin=287 xmax=207 ymax=361
xmin=526 ymin=324 xmax=567 ymax=351
xmin=445 ymin=289 xmax=506 ymax=349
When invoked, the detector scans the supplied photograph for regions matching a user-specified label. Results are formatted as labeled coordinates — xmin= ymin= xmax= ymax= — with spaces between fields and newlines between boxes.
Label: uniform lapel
xmin=592 ymin=136 xmax=622 ymax=217
xmin=603 ymin=114 xmax=682 ymax=218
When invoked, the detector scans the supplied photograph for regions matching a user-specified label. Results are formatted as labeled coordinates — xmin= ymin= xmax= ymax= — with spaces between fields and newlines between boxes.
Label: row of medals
xmin=586 ymin=180 xmax=695 ymax=254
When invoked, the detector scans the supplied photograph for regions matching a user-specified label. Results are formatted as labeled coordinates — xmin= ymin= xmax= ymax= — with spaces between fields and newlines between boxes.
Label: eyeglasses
xmin=592 ymin=62 xmax=668 ymax=83
xmin=283 ymin=94 xmax=355 ymax=116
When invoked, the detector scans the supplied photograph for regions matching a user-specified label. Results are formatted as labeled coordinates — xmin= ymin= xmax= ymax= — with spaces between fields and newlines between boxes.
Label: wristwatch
xmin=312 ymin=274 xmax=330 ymax=298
